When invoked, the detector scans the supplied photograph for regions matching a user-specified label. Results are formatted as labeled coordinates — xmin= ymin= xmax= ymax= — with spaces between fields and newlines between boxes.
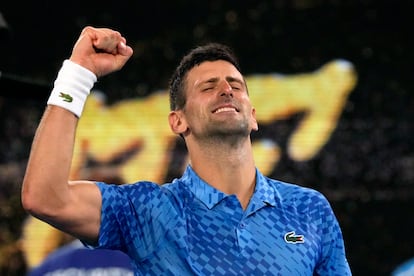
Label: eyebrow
xmin=226 ymin=76 xmax=244 ymax=85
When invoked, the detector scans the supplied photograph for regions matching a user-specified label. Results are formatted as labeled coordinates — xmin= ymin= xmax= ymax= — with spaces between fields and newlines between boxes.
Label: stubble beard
xmin=197 ymin=118 xmax=251 ymax=146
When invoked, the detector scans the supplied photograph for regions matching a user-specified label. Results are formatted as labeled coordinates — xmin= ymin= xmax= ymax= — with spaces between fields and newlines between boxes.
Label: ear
xmin=251 ymin=107 xmax=259 ymax=131
xmin=168 ymin=110 xmax=188 ymax=135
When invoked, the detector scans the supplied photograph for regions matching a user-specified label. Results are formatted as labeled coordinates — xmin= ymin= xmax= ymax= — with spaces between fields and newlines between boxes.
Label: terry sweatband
xmin=47 ymin=60 xmax=97 ymax=117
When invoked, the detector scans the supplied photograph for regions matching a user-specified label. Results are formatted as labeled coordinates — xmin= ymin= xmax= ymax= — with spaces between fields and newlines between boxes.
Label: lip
xmin=212 ymin=104 xmax=239 ymax=114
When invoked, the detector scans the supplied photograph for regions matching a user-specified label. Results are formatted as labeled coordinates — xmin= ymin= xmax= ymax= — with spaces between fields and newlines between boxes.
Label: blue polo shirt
xmin=89 ymin=165 xmax=350 ymax=275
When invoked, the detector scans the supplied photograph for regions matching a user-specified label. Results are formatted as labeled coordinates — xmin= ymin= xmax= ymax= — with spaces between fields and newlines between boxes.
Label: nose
xmin=219 ymin=80 xmax=233 ymax=97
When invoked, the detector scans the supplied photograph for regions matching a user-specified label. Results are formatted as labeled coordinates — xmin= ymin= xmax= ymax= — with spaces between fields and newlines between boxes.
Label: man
xmin=22 ymin=26 xmax=351 ymax=275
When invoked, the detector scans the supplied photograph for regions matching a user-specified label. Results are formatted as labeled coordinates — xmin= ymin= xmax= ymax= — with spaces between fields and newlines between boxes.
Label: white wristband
xmin=47 ymin=60 xmax=97 ymax=117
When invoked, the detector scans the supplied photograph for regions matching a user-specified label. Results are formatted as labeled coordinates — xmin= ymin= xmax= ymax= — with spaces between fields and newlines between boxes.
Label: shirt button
xmin=239 ymin=222 xmax=246 ymax=228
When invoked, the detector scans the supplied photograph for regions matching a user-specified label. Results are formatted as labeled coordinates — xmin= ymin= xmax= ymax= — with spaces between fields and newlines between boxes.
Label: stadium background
xmin=0 ymin=0 xmax=413 ymax=275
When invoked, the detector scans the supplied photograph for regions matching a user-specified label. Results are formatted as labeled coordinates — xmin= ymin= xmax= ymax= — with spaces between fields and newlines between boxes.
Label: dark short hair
xmin=169 ymin=43 xmax=241 ymax=111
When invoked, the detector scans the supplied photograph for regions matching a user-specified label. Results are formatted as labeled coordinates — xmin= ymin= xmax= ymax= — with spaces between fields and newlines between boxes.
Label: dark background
xmin=1 ymin=0 xmax=413 ymax=275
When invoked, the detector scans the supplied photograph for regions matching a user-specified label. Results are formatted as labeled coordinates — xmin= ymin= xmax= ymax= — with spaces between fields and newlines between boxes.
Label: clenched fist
xmin=69 ymin=26 xmax=133 ymax=77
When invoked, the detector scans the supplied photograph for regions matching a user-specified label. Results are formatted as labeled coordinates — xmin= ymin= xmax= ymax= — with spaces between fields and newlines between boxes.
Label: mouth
xmin=212 ymin=106 xmax=239 ymax=114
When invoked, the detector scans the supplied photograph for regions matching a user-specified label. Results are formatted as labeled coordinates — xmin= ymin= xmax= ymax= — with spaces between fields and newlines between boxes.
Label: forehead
xmin=186 ymin=60 xmax=243 ymax=86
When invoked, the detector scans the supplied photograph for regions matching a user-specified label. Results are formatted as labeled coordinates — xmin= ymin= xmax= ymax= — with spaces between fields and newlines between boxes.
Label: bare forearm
xmin=22 ymin=105 xmax=78 ymax=216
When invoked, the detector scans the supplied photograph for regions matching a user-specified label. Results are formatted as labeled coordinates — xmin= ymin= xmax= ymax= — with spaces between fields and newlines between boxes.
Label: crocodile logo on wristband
xmin=59 ymin=92 xmax=73 ymax=103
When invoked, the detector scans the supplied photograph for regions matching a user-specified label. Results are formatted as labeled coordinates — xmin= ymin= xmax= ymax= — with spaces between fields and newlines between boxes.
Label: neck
xmin=187 ymin=136 xmax=256 ymax=209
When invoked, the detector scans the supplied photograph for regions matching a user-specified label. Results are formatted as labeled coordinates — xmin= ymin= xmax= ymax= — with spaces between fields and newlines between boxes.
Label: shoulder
xmin=264 ymin=176 xmax=332 ymax=213
xmin=95 ymin=180 xmax=164 ymax=198
xmin=96 ymin=180 xmax=186 ymax=210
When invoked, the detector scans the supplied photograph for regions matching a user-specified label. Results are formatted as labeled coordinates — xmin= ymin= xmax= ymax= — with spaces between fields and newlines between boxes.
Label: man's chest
xmin=175 ymin=197 xmax=320 ymax=274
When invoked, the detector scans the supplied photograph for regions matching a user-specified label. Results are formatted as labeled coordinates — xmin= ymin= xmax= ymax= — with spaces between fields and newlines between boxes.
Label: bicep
xmin=54 ymin=180 xmax=102 ymax=244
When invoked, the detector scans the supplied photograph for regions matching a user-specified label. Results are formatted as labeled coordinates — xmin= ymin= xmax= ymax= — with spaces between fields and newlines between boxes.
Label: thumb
xmin=117 ymin=41 xmax=134 ymax=57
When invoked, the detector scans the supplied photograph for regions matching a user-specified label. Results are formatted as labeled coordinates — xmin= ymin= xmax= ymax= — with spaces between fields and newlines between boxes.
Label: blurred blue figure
xmin=392 ymin=257 xmax=414 ymax=276
xmin=28 ymin=239 xmax=133 ymax=276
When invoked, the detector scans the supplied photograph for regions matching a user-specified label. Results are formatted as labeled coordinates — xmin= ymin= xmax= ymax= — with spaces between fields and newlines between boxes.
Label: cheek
xmin=187 ymin=97 xmax=210 ymax=116
xmin=183 ymin=102 xmax=204 ymax=125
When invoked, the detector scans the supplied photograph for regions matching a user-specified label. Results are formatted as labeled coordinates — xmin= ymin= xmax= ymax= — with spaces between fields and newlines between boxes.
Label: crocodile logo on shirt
xmin=59 ymin=92 xmax=73 ymax=103
xmin=284 ymin=231 xmax=304 ymax=244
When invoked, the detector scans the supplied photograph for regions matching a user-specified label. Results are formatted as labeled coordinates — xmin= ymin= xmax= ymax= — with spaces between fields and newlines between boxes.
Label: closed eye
xmin=202 ymin=86 xmax=214 ymax=91
xmin=229 ymin=81 xmax=243 ymax=91
xmin=226 ymin=76 xmax=244 ymax=91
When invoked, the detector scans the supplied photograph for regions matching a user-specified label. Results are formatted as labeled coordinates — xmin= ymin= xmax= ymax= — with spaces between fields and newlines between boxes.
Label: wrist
xmin=47 ymin=60 xmax=97 ymax=117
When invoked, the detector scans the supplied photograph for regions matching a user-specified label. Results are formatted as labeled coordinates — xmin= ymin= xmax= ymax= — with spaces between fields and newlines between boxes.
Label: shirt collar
xmin=180 ymin=165 xmax=278 ymax=211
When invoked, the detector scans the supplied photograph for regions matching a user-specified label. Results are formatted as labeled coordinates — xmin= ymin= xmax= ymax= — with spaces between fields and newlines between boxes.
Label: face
xmin=170 ymin=60 xmax=258 ymax=140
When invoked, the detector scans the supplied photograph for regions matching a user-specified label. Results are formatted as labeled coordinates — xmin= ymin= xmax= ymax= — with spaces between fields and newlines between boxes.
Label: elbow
xmin=21 ymin=189 xmax=59 ymax=222
xmin=21 ymin=179 xmax=49 ymax=218
xmin=21 ymin=185 xmax=40 ymax=216
xmin=21 ymin=177 xmax=70 ymax=222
